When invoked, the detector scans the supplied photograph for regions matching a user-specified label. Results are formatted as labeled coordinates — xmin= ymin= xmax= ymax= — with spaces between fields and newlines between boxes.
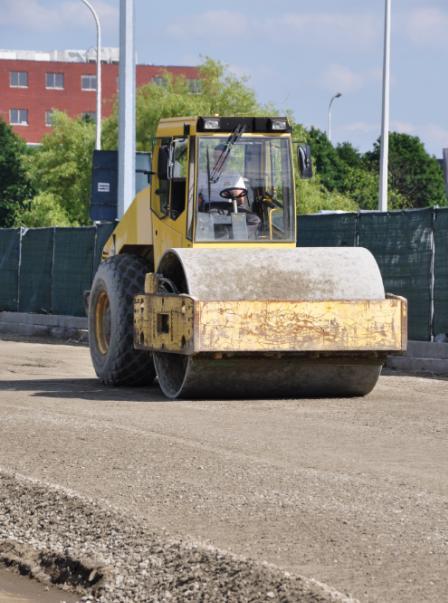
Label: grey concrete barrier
xmin=1 ymin=312 xmax=447 ymax=377
xmin=0 ymin=312 xmax=88 ymax=344
xmin=387 ymin=341 xmax=448 ymax=375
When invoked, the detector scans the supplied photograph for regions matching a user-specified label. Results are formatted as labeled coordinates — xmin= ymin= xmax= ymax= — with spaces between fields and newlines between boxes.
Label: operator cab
xmin=149 ymin=116 xmax=307 ymax=265
xmin=195 ymin=132 xmax=295 ymax=242
xmin=98 ymin=116 xmax=312 ymax=266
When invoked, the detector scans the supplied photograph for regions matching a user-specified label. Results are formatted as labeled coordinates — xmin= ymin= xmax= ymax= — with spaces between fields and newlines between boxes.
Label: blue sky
xmin=1 ymin=0 xmax=447 ymax=155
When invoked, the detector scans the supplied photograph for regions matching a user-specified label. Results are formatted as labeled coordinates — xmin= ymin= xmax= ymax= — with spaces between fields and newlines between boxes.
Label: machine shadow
xmin=0 ymin=378 xmax=171 ymax=403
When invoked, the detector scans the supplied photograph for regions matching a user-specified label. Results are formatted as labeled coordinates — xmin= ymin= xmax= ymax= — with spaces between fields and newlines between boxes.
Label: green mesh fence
xmin=0 ymin=212 xmax=447 ymax=340
xmin=18 ymin=228 xmax=54 ymax=313
xmin=434 ymin=208 xmax=448 ymax=336
xmin=51 ymin=228 xmax=96 ymax=317
xmin=1 ymin=225 xmax=114 ymax=317
xmin=358 ymin=209 xmax=434 ymax=341
xmin=297 ymin=213 xmax=357 ymax=247
xmin=0 ymin=228 xmax=20 ymax=311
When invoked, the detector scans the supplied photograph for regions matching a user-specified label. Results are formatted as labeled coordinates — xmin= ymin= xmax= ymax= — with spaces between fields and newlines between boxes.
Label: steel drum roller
xmin=153 ymin=248 xmax=385 ymax=399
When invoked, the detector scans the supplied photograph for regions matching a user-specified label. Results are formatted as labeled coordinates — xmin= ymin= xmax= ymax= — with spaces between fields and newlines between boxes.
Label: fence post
xmin=430 ymin=209 xmax=436 ymax=341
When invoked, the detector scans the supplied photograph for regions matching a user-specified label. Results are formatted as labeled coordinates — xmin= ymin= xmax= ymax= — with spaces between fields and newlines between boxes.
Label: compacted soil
xmin=0 ymin=339 xmax=447 ymax=602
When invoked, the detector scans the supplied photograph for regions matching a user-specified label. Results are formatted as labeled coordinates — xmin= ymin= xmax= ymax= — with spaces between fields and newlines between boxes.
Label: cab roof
xmin=156 ymin=116 xmax=291 ymax=138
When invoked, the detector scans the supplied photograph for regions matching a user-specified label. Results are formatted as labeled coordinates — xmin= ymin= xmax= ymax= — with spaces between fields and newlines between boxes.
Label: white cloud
xmin=405 ymin=7 xmax=448 ymax=46
xmin=390 ymin=121 xmax=416 ymax=135
xmin=0 ymin=0 xmax=117 ymax=35
xmin=167 ymin=10 xmax=248 ymax=40
xmin=380 ymin=121 xmax=448 ymax=153
xmin=227 ymin=63 xmax=252 ymax=81
xmin=341 ymin=121 xmax=448 ymax=152
xmin=418 ymin=124 xmax=448 ymax=151
xmin=320 ymin=65 xmax=381 ymax=94
xmin=166 ymin=10 xmax=380 ymax=49
xmin=274 ymin=12 xmax=380 ymax=47
xmin=342 ymin=121 xmax=378 ymax=135
xmin=321 ymin=65 xmax=364 ymax=93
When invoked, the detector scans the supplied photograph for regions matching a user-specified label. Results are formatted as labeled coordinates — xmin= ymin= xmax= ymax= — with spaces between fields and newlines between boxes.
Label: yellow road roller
xmin=89 ymin=116 xmax=407 ymax=399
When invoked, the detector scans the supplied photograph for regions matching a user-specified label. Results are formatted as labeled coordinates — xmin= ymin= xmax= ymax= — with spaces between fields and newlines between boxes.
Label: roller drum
xmin=153 ymin=248 xmax=386 ymax=400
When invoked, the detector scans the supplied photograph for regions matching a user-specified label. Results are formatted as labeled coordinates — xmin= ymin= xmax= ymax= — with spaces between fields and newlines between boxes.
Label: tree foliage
xmin=103 ymin=57 xmax=274 ymax=151
xmin=365 ymin=132 xmax=446 ymax=208
xmin=304 ymin=127 xmax=440 ymax=211
xmin=306 ymin=127 xmax=348 ymax=193
xmin=335 ymin=141 xmax=364 ymax=169
xmin=297 ymin=178 xmax=358 ymax=214
xmin=11 ymin=58 xmax=447 ymax=227
xmin=18 ymin=192 xmax=72 ymax=227
xmin=0 ymin=120 xmax=34 ymax=227
xmin=20 ymin=111 xmax=95 ymax=226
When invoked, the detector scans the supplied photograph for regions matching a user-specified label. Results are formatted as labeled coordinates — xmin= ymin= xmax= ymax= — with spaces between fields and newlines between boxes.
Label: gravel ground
xmin=0 ymin=340 xmax=447 ymax=602
xmin=0 ymin=471 xmax=353 ymax=603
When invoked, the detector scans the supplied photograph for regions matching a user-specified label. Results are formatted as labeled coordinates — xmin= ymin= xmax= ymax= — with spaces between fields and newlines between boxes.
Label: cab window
xmin=195 ymin=136 xmax=294 ymax=242
xmin=154 ymin=138 xmax=188 ymax=220
xmin=170 ymin=138 xmax=187 ymax=219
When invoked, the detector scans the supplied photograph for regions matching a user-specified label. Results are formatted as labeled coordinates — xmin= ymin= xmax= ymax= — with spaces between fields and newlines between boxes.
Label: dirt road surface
xmin=0 ymin=339 xmax=447 ymax=602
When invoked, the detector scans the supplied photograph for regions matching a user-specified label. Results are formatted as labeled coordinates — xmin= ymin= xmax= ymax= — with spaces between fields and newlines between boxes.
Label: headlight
xmin=202 ymin=118 xmax=220 ymax=130
xmin=270 ymin=118 xmax=288 ymax=131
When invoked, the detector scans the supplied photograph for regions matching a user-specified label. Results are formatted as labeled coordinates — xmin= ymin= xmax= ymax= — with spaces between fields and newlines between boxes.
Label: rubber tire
xmin=89 ymin=253 xmax=156 ymax=386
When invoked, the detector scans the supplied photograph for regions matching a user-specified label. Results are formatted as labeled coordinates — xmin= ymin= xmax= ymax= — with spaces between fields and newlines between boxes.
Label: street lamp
xmin=80 ymin=0 xmax=102 ymax=150
xmin=328 ymin=92 xmax=342 ymax=144
xmin=118 ymin=0 xmax=136 ymax=218
xmin=379 ymin=0 xmax=391 ymax=212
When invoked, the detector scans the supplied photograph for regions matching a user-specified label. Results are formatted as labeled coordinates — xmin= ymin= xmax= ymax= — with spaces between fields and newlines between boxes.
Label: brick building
xmin=0 ymin=49 xmax=200 ymax=145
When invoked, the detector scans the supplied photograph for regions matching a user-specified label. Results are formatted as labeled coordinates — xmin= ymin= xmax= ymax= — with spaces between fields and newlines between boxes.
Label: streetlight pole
xmin=80 ymin=0 xmax=102 ymax=150
xmin=118 ymin=0 xmax=136 ymax=218
xmin=327 ymin=92 xmax=342 ymax=144
xmin=379 ymin=0 xmax=391 ymax=212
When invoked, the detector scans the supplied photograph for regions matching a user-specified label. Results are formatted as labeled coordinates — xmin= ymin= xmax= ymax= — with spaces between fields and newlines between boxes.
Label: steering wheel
xmin=219 ymin=187 xmax=248 ymax=200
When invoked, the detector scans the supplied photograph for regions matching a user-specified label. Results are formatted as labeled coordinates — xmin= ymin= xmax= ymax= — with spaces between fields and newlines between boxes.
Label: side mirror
xmin=297 ymin=144 xmax=313 ymax=179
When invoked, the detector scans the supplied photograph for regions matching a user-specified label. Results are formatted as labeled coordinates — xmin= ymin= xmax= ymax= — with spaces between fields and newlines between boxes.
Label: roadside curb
xmin=386 ymin=340 xmax=448 ymax=375
xmin=0 ymin=311 xmax=88 ymax=344
xmin=1 ymin=312 xmax=448 ymax=376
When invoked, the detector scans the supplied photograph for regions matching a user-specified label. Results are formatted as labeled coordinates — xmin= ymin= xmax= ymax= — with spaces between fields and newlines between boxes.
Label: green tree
xmin=103 ymin=57 xmax=274 ymax=151
xmin=288 ymin=124 xmax=355 ymax=213
xmin=336 ymin=141 xmax=364 ymax=170
xmin=305 ymin=128 xmax=412 ymax=210
xmin=306 ymin=127 xmax=348 ymax=192
xmin=18 ymin=192 xmax=72 ymax=227
xmin=22 ymin=111 xmax=95 ymax=226
xmin=297 ymin=177 xmax=358 ymax=214
xmin=342 ymin=166 xmax=409 ymax=210
xmin=0 ymin=120 xmax=34 ymax=227
xmin=365 ymin=132 xmax=446 ymax=208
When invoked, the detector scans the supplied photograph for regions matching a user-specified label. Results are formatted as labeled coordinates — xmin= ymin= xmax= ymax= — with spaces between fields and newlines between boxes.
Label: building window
xmin=10 ymin=109 xmax=29 ymax=126
xmin=82 ymin=112 xmax=96 ymax=123
xmin=45 ymin=110 xmax=54 ymax=127
xmin=46 ymin=72 xmax=64 ymax=89
xmin=81 ymin=75 xmax=97 ymax=91
xmin=10 ymin=71 xmax=28 ymax=88
xmin=188 ymin=79 xmax=202 ymax=94
xmin=152 ymin=76 xmax=167 ymax=87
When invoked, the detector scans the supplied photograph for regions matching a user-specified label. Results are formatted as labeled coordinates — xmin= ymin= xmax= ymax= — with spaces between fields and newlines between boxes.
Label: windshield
xmin=195 ymin=136 xmax=294 ymax=242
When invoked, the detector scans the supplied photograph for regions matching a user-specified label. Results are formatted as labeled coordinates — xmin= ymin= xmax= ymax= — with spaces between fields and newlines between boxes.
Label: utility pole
xmin=80 ymin=0 xmax=102 ymax=150
xmin=117 ymin=0 xmax=136 ymax=218
xmin=379 ymin=0 xmax=391 ymax=212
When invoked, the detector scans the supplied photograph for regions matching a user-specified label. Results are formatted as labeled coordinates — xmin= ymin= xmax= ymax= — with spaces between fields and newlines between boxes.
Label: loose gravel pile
xmin=0 ymin=470 xmax=356 ymax=603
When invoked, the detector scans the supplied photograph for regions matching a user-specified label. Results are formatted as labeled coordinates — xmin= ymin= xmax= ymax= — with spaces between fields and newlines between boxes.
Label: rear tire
xmin=89 ymin=254 xmax=156 ymax=386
